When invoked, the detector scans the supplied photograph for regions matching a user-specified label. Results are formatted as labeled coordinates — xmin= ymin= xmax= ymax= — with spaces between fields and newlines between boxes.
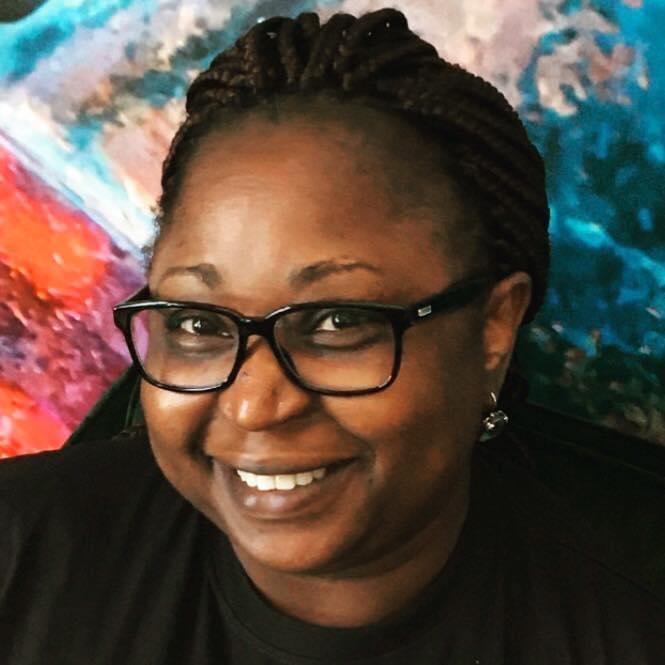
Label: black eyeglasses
xmin=112 ymin=274 xmax=493 ymax=396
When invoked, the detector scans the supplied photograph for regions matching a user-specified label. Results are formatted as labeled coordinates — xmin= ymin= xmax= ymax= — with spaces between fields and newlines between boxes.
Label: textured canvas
xmin=0 ymin=0 xmax=663 ymax=456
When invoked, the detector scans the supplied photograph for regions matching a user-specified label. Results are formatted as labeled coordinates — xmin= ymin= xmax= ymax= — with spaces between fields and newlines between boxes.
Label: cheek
xmin=322 ymin=321 xmax=485 ymax=458
xmin=311 ymin=334 xmax=482 ymax=557
xmin=140 ymin=382 xmax=211 ymax=445
xmin=140 ymin=382 xmax=216 ymax=500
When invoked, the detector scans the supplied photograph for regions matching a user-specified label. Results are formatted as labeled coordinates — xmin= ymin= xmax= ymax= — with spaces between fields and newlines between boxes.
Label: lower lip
xmin=212 ymin=459 xmax=360 ymax=520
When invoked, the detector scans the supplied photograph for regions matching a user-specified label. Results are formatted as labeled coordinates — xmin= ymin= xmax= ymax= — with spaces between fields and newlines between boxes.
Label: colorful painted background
xmin=0 ymin=0 xmax=663 ymax=457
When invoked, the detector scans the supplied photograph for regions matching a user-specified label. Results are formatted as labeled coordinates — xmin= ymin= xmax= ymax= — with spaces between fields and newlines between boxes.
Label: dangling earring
xmin=479 ymin=391 xmax=509 ymax=442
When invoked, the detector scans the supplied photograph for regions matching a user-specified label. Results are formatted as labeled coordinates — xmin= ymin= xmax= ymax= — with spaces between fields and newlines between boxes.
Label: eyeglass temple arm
xmin=112 ymin=286 xmax=152 ymax=329
xmin=408 ymin=276 xmax=493 ymax=324
xmin=126 ymin=284 xmax=152 ymax=302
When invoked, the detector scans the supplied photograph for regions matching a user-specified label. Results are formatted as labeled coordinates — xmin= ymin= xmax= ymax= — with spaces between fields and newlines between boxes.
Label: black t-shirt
xmin=1 ymin=426 xmax=664 ymax=664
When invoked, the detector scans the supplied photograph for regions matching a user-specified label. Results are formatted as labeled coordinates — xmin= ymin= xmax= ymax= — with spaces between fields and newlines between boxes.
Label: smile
xmin=213 ymin=458 xmax=360 ymax=520
xmin=236 ymin=466 xmax=328 ymax=491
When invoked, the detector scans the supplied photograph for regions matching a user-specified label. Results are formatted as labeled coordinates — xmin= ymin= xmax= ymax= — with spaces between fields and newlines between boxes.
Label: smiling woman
xmin=1 ymin=7 xmax=664 ymax=665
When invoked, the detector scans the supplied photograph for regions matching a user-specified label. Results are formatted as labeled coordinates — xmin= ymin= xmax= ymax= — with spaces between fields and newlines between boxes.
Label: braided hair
xmin=156 ymin=8 xmax=550 ymax=409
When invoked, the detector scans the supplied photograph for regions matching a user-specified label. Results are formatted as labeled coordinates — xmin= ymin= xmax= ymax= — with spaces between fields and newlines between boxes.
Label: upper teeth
xmin=236 ymin=467 xmax=327 ymax=491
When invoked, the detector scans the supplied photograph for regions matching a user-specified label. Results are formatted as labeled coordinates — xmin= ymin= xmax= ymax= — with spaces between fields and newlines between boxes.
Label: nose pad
xmin=218 ymin=336 xmax=312 ymax=430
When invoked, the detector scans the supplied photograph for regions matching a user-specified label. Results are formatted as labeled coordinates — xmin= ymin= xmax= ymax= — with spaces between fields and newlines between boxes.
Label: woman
xmin=1 ymin=8 xmax=663 ymax=664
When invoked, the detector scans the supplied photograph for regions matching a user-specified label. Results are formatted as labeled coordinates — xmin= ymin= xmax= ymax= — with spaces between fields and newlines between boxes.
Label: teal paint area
xmin=517 ymin=0 xmax=664 ymax=442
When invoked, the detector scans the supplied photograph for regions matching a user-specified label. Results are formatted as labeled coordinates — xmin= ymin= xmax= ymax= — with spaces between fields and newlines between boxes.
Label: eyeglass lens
xmin=129 ymin=305 xmax=397 ymax=392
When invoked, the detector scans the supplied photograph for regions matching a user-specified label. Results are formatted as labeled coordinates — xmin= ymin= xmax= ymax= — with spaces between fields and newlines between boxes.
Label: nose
xmin=218 ymin=336 xmax=314 ymax=431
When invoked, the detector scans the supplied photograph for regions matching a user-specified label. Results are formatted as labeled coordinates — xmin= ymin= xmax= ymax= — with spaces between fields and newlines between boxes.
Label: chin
xmin=228 ymin=523 xmax=365 ymax=576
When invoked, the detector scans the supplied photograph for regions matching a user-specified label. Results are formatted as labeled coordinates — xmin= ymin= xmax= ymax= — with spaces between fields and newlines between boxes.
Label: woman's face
xmin=143 ymin=114 xmax=522 ymax=576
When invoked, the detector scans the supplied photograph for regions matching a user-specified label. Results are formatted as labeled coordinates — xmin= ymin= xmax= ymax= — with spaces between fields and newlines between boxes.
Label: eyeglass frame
xmin=112 ymin=273 xmax=494 ymax=397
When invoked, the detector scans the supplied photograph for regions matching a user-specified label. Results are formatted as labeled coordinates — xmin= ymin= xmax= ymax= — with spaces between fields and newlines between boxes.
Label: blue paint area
xmin=163 ymin=0 xmax=341 ymax=98
xmin=0 ymin=0 xmax=148 ymax=82
xmin=66 ymin=0 xmax=342 ymax=119
xmin=116 ymin=69 xmax=188 ymax=108
xmin=515 ymin=0 xmax=665 ymax=436
xmin=521 ymin=0 xmax=665 ymax=348
xmin=7 ymin=23 xmax=69 ymax=82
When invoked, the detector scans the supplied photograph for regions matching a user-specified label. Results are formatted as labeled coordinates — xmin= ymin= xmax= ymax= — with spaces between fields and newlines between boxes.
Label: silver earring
xmin=479 ymin=391 xmax=509 ymax=442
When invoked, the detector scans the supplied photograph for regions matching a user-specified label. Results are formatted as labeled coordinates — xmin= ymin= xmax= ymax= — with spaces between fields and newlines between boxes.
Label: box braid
xmin=158 ymin=8 xmax=550 ymax=409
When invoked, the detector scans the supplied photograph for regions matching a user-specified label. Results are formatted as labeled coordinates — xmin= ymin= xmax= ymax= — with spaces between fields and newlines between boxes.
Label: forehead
xmin=151 ymin=115 xmax=476 ymax=304
xmin=180 ymin=117 xmax=389 ymax=212
xmin=175 ymin=110 xmax=449 ymax=212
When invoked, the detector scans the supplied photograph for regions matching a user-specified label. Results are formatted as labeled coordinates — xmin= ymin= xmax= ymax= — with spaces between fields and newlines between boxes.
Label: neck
xmin=233 ymin=463 xmax=472 ymax=628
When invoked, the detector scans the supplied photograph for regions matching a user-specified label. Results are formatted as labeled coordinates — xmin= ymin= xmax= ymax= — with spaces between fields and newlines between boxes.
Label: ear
xmin=482 ymin=271 xmax=533 ymax=387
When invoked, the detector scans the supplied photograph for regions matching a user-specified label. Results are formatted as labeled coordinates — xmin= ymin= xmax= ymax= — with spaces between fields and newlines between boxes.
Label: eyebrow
xmin=157 ymin=259 xmax=383 ymax=290
xmin=158 ymin=263 xmax=221 ymax=288
xmin=288 ymin=259 xmax=383 ymax=288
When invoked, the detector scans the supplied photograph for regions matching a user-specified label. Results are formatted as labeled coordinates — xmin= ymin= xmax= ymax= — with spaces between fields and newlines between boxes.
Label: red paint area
xmin=0 ymin=381 xmax=69 ymax=458
xmin=0 ymin=141 xmax=144 ymax=457
xmin=0 ymin=145 xmax=110 ymax=310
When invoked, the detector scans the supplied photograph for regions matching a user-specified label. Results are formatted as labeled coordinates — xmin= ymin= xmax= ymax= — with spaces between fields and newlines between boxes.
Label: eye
xmin=179 ymin=317 xmax=215 ymax=336
xmin=276 ymin=307 xmax=392 ymax=353
xmin=313 ymin=309 xmax=383 ymax=332
xmin=165 ymin=310 xmax=235 ymax=338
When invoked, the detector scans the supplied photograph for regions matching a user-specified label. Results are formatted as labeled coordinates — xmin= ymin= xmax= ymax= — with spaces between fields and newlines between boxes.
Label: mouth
xmin=211 ymin=456 xmax=360 ymax=519
xmin=234 ymin=459 xmax=352 ymax=492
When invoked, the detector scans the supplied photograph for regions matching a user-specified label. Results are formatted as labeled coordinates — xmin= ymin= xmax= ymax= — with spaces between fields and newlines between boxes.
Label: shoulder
xmin=0 ymin=428 xmax=209 ymax=661
xmin=475 ymin=442 xmax=665 ymax=655
xmin=0 ymin=427 xmax=189 ymax=580
xmin=0 ymin=426 xmax=164 ymax=513
xmin=478 ymin=441 xmax=663 ymax=591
